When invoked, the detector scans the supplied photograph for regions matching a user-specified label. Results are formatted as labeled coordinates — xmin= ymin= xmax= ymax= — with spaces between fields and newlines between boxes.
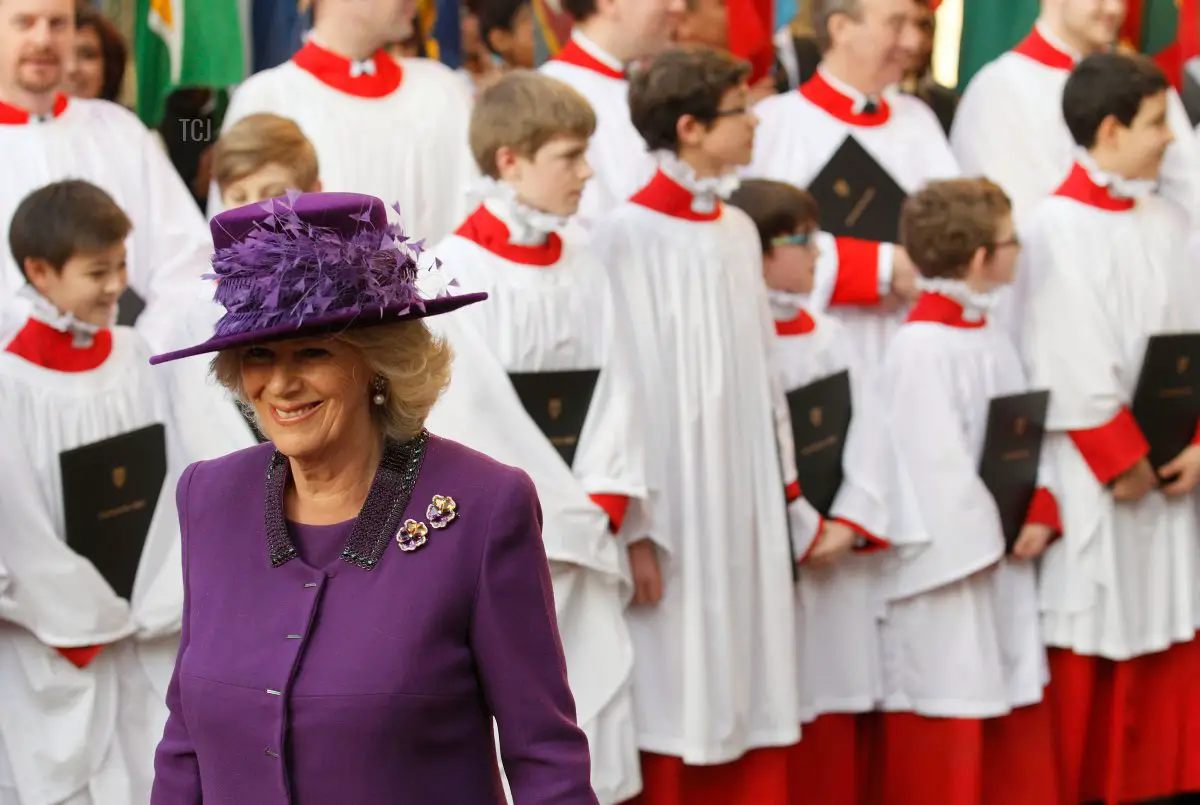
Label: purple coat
xmin=150 ymin=435 xmax=599 ymax=804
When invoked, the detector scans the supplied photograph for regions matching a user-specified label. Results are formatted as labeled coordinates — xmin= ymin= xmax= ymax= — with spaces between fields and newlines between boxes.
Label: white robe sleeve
xmin=1160 ymin=90 xmax=1200 ymax=228
xmin=830 ymin=363 xmax=891 ymax=544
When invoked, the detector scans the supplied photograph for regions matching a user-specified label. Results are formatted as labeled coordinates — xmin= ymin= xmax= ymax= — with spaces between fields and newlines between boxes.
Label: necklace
xmin=263 ymin=430 xmax=430 ymax=570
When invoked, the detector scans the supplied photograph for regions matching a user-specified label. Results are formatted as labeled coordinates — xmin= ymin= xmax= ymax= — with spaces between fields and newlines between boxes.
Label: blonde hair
xmin=212 ymin=113 xmax=320 ymax=192
xmin=211 ymin=321 xmax=453 ymax=443
xmin=469 ymin=70 xmax=597 ymax=179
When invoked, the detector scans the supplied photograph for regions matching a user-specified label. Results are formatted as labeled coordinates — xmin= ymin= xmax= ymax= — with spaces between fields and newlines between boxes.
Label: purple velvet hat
xmin=148 ymin=192 xmax=486 ymax=365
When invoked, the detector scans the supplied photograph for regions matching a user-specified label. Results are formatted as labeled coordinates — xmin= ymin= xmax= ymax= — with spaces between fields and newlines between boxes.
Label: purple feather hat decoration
xmin=149 ymin=192 xmax=486 ymax=365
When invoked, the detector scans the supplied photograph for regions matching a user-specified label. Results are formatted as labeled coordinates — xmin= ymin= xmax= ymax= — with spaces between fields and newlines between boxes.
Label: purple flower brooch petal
xmin=397 ymin=519 xmax=429 ymax=552
xmin=426 ymin=495 xmax=457 ymax=529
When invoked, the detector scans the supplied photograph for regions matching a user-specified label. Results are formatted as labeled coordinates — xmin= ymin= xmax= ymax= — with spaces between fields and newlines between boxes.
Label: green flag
xmin=956 ymin=0 xmax=1039 ymax=90
xmin=134 ymin=0 xmax=246 ymax=128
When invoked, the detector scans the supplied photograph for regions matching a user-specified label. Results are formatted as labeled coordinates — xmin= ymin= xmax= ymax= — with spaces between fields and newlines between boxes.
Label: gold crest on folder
xmin=810 ymin=407 xmax=823 ymax=428
xmin=1179 ymin=356 xmax=1190 ymax=374
xmin=833 ymin=179 xmax=851 ymax=198
xmin=1014 ymin=418 xmax=1027 ymax=436
xmin=548 ymin=397 xmax=563 ymax=421
xmin=112 ymin=466 xmax=127 ymax=489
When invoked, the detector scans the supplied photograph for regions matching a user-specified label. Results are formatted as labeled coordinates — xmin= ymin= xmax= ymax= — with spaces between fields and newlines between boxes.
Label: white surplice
xmin=877 ymin=287 xmax=1053 ymax=717
xmin=951 ymin=24 xmax=1200 ymax=227
xmin=589 ymin=167 xmax=811 ymax=763
xmin=1021 ymin=164 xmax=1200 ymax=660
xmin=0 ymin=96 xmax=214 ymax=353
xmin=428 ymin=193 xmax=646 ymax=804
xmin=539 ymin=31 xmax=658 ymax=230
xmin=771 ymin=302 xmax=889 ymax=721
xmin=746 ymin=67 xmax=960 ymax=376
xmin=0 ymin=322 xmax=212 ymax=805
xmin=214 ymin=45 xmax=477 ymax=245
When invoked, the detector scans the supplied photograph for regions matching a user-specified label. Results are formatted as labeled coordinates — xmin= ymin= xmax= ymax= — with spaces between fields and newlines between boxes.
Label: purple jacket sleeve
xmin=150 ymin=462 xmax=203 ymax=804
xmin=469 ymin=468 xmax=600 ymax=805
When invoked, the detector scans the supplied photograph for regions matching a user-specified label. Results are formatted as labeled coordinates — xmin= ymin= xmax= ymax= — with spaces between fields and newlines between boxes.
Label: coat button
xmin=264 ymin=748 xmax=279 ymax=758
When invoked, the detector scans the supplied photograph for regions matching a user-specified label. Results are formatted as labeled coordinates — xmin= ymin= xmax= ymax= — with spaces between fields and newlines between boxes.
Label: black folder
xmin=59 ymin=423 xmax=167 ymax=600
xmin=116 ymin=288 xmax=146 ymax=327
xmin=807 ymin=136 xmax=908 ymax=244
xmin=978 ymin=391 xmax=1050 ymax=551
xmin=508 ymin=369 xmax=600 ymax=468
xmin=1131 ymin=333 xmax=1200 ymax=471
xmin=786 ymin=370 xmax=852 ymax=515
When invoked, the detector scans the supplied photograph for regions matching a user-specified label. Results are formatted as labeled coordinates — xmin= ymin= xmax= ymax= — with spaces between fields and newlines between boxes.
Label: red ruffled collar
xmin=551 ymin=37 xmax=624 ymax=80
xmin=905 ymin=292 xmax=987 ymax=329
xmin=630 ymin=171 xmax=723 ymax=222
xmin=1053 ymin=162 xmax=1136 ymax=212
xmin=292 ymin=41 xmax=404 ymax=97
xmin=1012 ymin=26 xmax=1077 ymax=71
xmin=454 ymin=205 xmax=564 ymax=266
xmin=775 ymin=308 xmax=817 ymax=336
xmin=799 ymin=71 xmax=891 ymax=127
xmin=4 ymin=317 xmax=112 ymax=371
xmin=0 ymin=93 xmax=69 ymax=126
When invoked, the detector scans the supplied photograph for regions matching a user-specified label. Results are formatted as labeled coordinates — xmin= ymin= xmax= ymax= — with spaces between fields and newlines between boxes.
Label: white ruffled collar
xmin=470 ymin=176 xmax=571 ymax=247
xmin=18 ymin=284 xmax=107 ymax=347
xmin=915 ymin=277 xmax=997 ymax=322
xmin=1076 ymin=148 xmax=1158 ymax=199
xmin=655 ymin=151 xmax=741 ymax=215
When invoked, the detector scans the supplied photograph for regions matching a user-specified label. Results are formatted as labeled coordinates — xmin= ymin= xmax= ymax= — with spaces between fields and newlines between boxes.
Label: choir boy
xmin=540 ymin=0 xmax=684 ymax=228
xmin=0 ymin=0 xmax=216 ymax=353
xmin=591 ymin=46 xmax=821 ymax=805
xmin=214 ymin=0 xmax=477 ymax=243
xmin=211 ymin=114 xmax=324 ymax=208
xmin=479 ymin=0 xmax=535 ymax=70
xmin=205 ymin=90 xmax=648 ymax=805
xmin=0 ymin=181 xmax=214 ymax=805
xmin=745 ymin=0 xmax=959 ymax=377
xmin=951 ymin=0 xmax=1200 ymax=227
xmin=877 ymin=178 xmax=1062 ymax=805
xmin=1021 ymin=52 xmax=1200 ymax=804
xmin=728 ymin=178 xmax=889 ymax=805
xmin=428 ymin=70 xmax=647 ymax=805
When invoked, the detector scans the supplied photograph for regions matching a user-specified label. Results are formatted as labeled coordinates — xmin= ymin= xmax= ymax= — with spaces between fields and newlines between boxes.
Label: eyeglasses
xmin=711 ymin=106 xmax=752 ymax=119
xmin=991 ymin=236 xmax=1021 ymax=251
xmin=771 ymin=232 xmax=818 ymax=249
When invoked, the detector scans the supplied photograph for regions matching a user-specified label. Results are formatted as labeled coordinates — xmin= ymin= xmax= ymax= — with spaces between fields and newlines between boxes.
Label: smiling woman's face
xmin=239 ymin=336 xmax=375 ymax=461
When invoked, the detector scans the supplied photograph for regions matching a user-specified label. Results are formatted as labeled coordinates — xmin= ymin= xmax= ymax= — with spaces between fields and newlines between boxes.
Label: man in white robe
xmin=213 ymin=0 xmax=478 ymax=244
xmin=951 ymin=0 xmax=1200 ymax=228
xmin=590 ymin=48 xmax=821 ymax=804
xmin=539 ymin=0 xmax=684 ymax=229
xmin=1021 ymin=52 xmax=1200 ymax=804
xmin=745 ymin=0 xmax=959 ymax=376
xmin=428 ymin=71 xmax=647 ymax=805
xmin=0 ymin=0 xmax=216 ymax=353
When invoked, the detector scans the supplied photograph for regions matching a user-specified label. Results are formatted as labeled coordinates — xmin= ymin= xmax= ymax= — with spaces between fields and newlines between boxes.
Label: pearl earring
xmin=371 ymin=376 xmax=387 ymax=406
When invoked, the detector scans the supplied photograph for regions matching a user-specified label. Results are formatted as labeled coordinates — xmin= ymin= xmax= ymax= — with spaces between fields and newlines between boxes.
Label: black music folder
xmin=508 ymin=369 xmax=600 ymax=468
xmin=60 ymin=423 xmax=167 ymax=600
xmin=978 ymin=391 xmax=1050 ymax=552
xmin=786 ymin=370 xmax=852 ymax=515
xmin=116 ymin=287 xmax=146 ymax=328
xmin=807 ymin=136 xmax=908 ymax=244
xmin=1131 ymin=333 xmax=1200 ymax=471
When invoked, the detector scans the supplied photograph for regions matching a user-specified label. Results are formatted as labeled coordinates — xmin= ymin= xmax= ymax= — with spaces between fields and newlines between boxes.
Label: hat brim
xmin=148 ymin=292 xmax=488 ymax=365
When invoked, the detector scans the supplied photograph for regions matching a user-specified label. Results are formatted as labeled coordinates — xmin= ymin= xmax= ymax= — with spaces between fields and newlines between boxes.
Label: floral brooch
xmin=427 ymin=495 xmax=457 ymax=529
xmin=396 ymin=495 xmax=458 ymax=553
xmin=396 ymin=519 xmax=428 ymax=552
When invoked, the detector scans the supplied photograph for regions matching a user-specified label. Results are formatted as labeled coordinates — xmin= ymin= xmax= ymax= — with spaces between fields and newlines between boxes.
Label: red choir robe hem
xmin=1067 ymin=406 xmax=1150 ymax=486
xmin=877 ymin=702 xmax=1061 ymax=805
xmin=787 ymin=712 xmax=880 ymax=805
xmin=1047 ymin=641 xmax=1200 ymax=804
xmin=829 ymin=238 xmax=884 ymax=307
xmin=625 ymin=747 xmax=793 ymax=805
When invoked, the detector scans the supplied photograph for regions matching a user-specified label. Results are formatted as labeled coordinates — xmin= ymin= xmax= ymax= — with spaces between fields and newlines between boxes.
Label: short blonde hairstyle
xmin=212 ymin=113 xmax=320 ymax=193
xmin=469 ymin=70 xmax=597 ymax=179
xmin=211 ymin=321 xmax=453 ymax=443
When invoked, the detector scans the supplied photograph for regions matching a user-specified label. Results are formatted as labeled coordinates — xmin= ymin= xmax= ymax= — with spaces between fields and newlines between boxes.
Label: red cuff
xmin=785 ymin=480 xmax=802 ymax=503
xmin=56 ymin=645 xmax=104 ymax=669
xmin=798 ymin=515 xmax=826 ymax=565
xmin=1068 ymin=407 xmax=1149 ymax=486
xmin=1191 ymin=418 xmax=1200 ymax=446
xmin=833 ymin=516 xmax=891 ymax=553
xmin=1024 ymin=487 xmax=1062 ymax=535
xmin=829 ymin=238 xmax=884 ymax=307
xmin=590 ymin=493 xmax=630 ymax=534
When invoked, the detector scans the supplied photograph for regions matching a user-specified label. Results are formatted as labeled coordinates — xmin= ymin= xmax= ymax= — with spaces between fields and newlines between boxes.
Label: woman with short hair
xmin=147 ymin=191 xmax=600 ymax=805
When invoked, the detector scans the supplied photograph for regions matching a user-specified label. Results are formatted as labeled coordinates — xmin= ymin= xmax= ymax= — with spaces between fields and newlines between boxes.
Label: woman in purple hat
xmin=147 ymin=191 xmax=600 ymax=805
